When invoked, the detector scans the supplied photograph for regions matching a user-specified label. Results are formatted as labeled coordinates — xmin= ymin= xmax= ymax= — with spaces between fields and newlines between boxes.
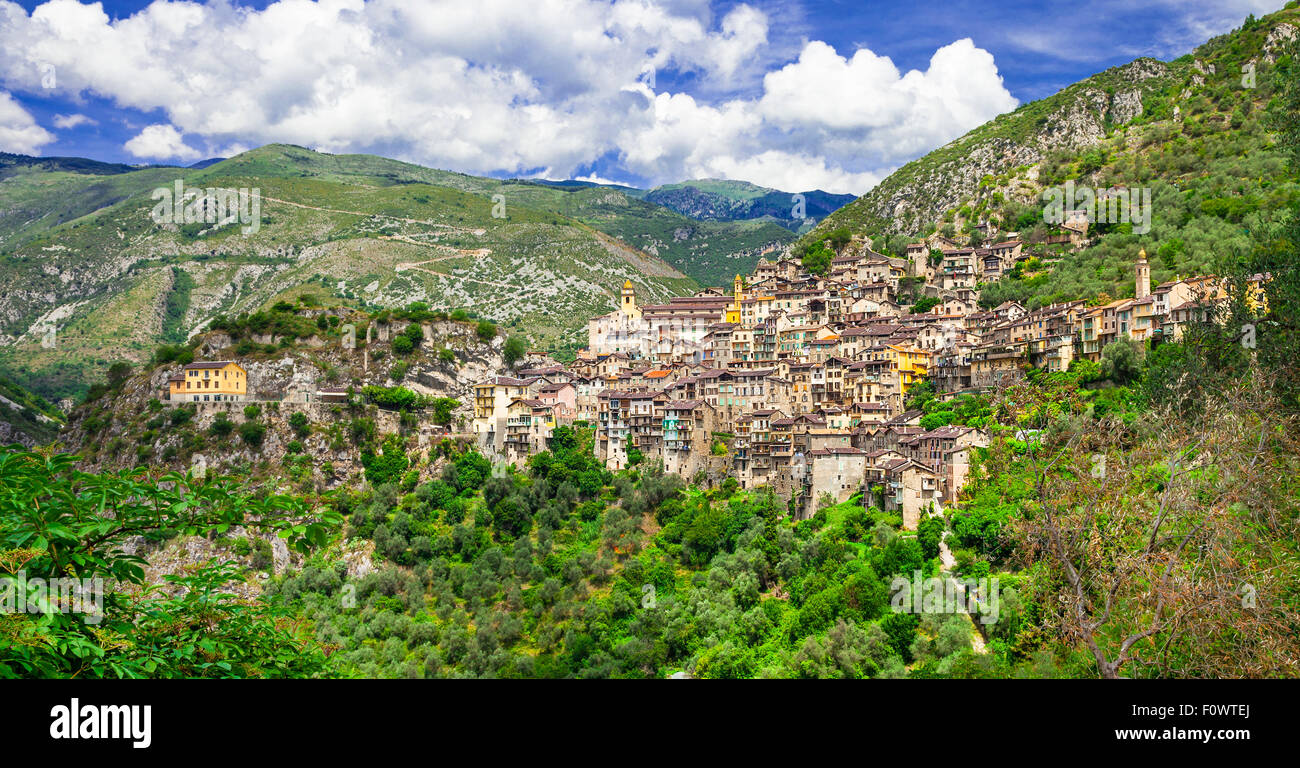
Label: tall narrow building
xmin=726 ymin=274 xmax=743 ymax=324
xmin=1135 ymin=248 xmax=1151 ymax=300
xmin=620 ymin=279 xmax=641 ymax=319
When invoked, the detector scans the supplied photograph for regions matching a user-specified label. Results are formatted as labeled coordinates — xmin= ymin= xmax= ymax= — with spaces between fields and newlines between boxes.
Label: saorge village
xmin=465 ymin=234 xmax=1258 ymax=527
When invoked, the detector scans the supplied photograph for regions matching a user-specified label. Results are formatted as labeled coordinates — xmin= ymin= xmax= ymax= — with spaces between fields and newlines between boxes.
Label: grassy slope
xmin=205 ymin=146 xmax=791 ymax=286
xmin=0 ymin=145 xmax=697 ymax=400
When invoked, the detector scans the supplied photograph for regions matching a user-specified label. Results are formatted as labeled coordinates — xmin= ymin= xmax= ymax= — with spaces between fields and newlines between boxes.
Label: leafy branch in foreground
xmin=0 ymin=447 xmax=341 ymax=678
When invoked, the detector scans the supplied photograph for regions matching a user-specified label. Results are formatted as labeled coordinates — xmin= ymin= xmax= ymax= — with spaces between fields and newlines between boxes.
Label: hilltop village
xmin=466 ymin=234 xmax=1244 ymax=526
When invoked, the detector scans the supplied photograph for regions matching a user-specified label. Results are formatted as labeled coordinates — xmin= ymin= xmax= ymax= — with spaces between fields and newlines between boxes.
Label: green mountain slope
xmin=643 ymin=179 xmax=855 ymax=234
xmin=192 ymin=145 xmax=794 ymax=286
xmin=798 ymin=5 xmax=1300 ymax=309
xmin=0 ymin=155 xmax=188 ymax=253
xmin=499 ymin=181 xmax=795 ymax=286
xmin=0 ymin=145 xmax=697 ymax=400
xmin=0 ymin=374 xmax=63 ymax=446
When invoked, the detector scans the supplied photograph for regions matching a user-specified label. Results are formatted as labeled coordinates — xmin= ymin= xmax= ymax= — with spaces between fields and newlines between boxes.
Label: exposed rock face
xmin=271 ymin=538 xmax=290 ymax=575
xmin=805 ymin=57 xmax=1172 ymax=239
xmin=1264 ymin=23 xmax=1297 ymax=63
xmin=124 ymin=530 xmax=376 ymax=601
xmin=66 ymin=311 xmax=520 ymax=478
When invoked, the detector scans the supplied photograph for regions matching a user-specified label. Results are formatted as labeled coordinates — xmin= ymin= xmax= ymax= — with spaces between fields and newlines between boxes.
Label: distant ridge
xmin=0 ymin=152 xmax=141 ymax=178
xmin=515 ymin=178 xmax=642 ymax=192
xmin=643 ymin=178 xmax=855 ymax=233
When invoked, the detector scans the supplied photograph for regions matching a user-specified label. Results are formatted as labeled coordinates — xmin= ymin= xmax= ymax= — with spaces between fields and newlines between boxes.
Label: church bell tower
xmin=1135 ymin=248 xmax=1150 ymax=300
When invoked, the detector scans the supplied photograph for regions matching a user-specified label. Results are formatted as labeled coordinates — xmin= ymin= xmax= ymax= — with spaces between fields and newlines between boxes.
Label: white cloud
xmin=0 ymin=0 xmax=1018 ymax=193
xmin=123 ymin=123 xmax=200 ymax=161
xmin=758 ymin=39 xmax=1018 ymax=156
xmin=214 ymin=141 xmax=250 ymax=158
xmin=0 ymin=90 xmax=54 ymax=153
xmin=573 ymin=172 xmax=633 ymax=187
xmin=52 ymin=111 xmax=94 ymax=128
xmin=611 ymin=38 xmax=1016 ymax=192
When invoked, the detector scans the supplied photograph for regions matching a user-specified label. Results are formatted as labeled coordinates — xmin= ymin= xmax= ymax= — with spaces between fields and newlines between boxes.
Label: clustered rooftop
xmin=471 ymin=235 xmax=1258 ymax=526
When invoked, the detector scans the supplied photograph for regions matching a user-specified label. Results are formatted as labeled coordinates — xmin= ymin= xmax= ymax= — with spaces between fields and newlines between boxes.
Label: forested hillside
xmin=800 ymin=5 xmax=1300 ymax=311
xmin=641 ymin=179 xmax=854 ymax=234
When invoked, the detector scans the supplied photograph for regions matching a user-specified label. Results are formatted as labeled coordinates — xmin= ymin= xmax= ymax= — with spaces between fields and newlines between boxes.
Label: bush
xmin=153 ymin=344 xmax=188 ymax=364
xmin=912 ymin=296 xmax=941 ymax=313
xmin=476 ymin=320 xmax=497 ymax=342
xmin=210 ymin=414 xmax=234 ymax=437
xmin=288 ymin=411 xmax=310 ymax=437
xmin=432 ymin=398 xmax=459 ymax=426
xmin=503 ymin=335 xmax=527 ymax=366
xmin=363 ymin=385 xmax=430 ymax=410
xmin=238 ymin=421 xmax=266 ymax=447
xmin=1100 ymin=337 xmax=1144 ymax=384
xmin=362 ymin=436 xmax=410 ymax=487
xmin=350 ymin=418 xmax=376 ymax=446
xmin=802 ymin=242 xmax=833 ymax=275
xmin=919 ymin=411 xmax=955 ymax=430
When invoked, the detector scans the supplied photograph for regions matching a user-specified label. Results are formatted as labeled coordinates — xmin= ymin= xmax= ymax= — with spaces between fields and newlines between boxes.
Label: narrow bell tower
xmin=620 ymin=279 xmax=640 ymax=318
xmin=1135 ymin=248 xmax=1151 ymax=300
xmin=726 ymin=274 xmax=743 ymax=324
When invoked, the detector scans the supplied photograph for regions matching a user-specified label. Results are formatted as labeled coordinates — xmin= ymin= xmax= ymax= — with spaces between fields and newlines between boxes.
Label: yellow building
xmin=887 ymin=345 xmax=930 ymax=396
xmin=167 ymin=361 xmax=248 ymax=402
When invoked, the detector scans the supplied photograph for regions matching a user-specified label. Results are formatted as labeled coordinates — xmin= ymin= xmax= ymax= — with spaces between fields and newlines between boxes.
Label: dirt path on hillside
xmin=394 ymin=263 xmax=519 ymax=290
xmin=261 ymin=196 xmax=486 ymax=235
xmin=938 ymin=532 xmax=987 ymax=654
xmin=383 ymin=234 xmax=492 ymax=263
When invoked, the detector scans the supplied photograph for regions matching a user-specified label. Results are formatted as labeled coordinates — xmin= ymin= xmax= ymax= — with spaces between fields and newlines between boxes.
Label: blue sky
xmin=0 ymin=0 xmax=1285 ymax=192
